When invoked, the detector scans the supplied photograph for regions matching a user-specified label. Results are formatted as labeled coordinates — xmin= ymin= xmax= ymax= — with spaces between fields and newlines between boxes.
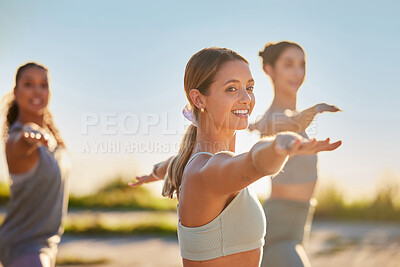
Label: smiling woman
xmin=0 ymin=62 xmax=70 ymax=267
xmin=130 ymin=47 xmax=342 ymax=267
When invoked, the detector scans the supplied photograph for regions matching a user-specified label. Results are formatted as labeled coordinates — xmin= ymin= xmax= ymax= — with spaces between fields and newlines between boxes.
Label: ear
xmin=189 ymin=89 xmax=206 ymax=110
xmin=263 ymin=64 xmax=274 ymax=77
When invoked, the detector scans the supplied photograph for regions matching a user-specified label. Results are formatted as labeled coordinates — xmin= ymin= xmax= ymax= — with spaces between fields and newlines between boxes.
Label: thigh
xmin=261 ymin=240 xmax=311 ymax=267
xmin=9 ymin=253 xmax=51 ymax=267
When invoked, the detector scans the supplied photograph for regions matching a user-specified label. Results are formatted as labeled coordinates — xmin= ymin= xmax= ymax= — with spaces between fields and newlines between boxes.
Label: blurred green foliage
xmin=68 ymin=177 xmax=177 ymax=211
xmin=315 ymin=175 xmax=400 ymax=221
xmin=1 ymin=174 xmax=399 ymax=223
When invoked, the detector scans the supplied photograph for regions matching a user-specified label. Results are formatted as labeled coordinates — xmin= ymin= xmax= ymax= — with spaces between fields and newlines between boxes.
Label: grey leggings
xmin=7 ymin=253 xmax=53 ymax=267
xmin=261 ymin=198 xmax=317 ymax=267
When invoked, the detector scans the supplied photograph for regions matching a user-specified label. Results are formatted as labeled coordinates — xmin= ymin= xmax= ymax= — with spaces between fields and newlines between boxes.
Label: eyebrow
xmin=224 ymin=79 xmax=254 ymax=85
xmin=20 ymin=75 xmax=48 ymax=81
xmin=281 ymin=57 xmax=305 ymax=62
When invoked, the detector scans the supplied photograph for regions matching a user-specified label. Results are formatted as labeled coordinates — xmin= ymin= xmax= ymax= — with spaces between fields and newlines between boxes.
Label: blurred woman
xmin=248 ymin=41 xmax=342 ymax=267
xmin=0 ymin=62 xmax=70 ymax=267
xmin=131 ymin=47 xmax=341 ymax=267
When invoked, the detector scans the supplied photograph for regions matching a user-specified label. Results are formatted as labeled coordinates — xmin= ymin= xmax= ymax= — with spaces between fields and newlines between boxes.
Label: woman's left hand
xmin=274 ymin=132 xmax=342 ymax=156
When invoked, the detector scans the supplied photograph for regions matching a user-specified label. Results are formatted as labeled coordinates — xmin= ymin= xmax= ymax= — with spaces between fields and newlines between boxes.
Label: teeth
xmin=32 ymin=99 xmax=41 ymax=105
xmin=232 ymin=109 xmax=249 ymax=114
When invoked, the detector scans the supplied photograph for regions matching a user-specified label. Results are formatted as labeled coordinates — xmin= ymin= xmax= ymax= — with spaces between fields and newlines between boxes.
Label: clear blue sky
xmin=1 ymin=0 xmax=399 ymax=198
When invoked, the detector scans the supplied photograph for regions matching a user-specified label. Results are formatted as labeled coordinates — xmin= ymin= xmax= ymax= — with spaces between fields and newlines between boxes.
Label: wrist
xmin=313 ymin=104 xmax=321 ymax=114
xmin=152 ymin=164 xmax=163 ymax=180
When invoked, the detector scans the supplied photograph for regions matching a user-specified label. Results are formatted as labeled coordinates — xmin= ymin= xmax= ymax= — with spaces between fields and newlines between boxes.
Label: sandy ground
xmin=307 ymin=221 xmax=400 ymax=267
xmin=1 ymin=209 xmax=400 ymax=266
xmin=56 ymin=211 xmax=400 ymax=267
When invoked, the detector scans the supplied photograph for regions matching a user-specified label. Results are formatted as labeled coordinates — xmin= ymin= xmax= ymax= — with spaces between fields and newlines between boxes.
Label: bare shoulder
xmin=5 ymin=131 xmax=21 ymax=158
xmin=182 ymin=151 xmax=234 ymax=187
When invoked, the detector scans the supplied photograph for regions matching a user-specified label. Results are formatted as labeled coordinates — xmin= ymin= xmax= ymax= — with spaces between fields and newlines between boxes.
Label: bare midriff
xmin=182 ymin=247 xmax=262 ymax=267
xmin=270 ymin=181 xmax=317 ymax=202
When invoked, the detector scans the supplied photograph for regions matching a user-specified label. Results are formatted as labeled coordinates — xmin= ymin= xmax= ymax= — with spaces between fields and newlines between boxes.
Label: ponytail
xmin=44 ymin=109 xmax=66 ymax=148
xmin=162 ymin=124 xmax=197 ymax=198
xmin=259 ymin=41 xmax=304 ymax=67
xmin=2 ymin=93 xmax=19 ymax=140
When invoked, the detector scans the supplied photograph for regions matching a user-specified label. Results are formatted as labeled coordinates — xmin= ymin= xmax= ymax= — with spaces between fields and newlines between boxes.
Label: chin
xmin=232 ymin=121 xmax=249 ymax=131
xmin=28 ymin=108 xmax=46 ymax=116
xmin=288 ymin=85 xmax=300 ymax=93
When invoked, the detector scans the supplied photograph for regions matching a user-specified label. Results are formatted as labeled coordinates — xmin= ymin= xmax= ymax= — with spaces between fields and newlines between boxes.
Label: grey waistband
xmin=263 ymin=198 xmax=317 ymax=244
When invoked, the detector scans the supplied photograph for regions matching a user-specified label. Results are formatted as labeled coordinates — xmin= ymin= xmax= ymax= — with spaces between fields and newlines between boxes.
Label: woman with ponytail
xmin=0 ymin=62 xmax=70 ymax=267
xmin=249 ymin=41 xmax=342 ymax=267
xmin=131 ymin=47 xmax=341 ymax=267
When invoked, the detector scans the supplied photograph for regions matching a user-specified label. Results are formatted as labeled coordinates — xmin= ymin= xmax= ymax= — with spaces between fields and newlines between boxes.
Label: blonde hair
xmin=2 ymin=62 xmax=66 ymax=148
xmin=162 ymin=47 xmax=248 ymax=198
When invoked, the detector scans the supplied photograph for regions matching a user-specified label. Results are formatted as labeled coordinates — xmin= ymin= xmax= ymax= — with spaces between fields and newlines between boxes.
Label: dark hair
xmin=162 ymin=47 xmax=248 ymax=198
xmin=259 ymin=41 xmax=304 ymax=67
xmin=2 ymin=62 xmax=66 ymax=148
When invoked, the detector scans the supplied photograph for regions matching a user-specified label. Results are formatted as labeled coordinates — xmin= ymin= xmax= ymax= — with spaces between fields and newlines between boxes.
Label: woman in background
xmin=248 ymin=41 xmax=342 ymax=267
xmin=0 ymin=62 xmax=70 ymax=267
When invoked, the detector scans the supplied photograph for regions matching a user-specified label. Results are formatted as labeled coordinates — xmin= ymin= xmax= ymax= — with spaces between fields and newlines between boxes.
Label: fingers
xmin=330 ymin=105 xmax=343 ymax=112
xmin=319 ymin=140 xmax=342 ymax=152
xmin=325 ymin=105 xmax=342 ymax=113
xmin=128 ymin=174 xmax=159 ymax=187
xmin=128 ymin=181 xmax=141 ymax=187
xmin=303 ymin=137 xmax=318 ymax=150
xmin=291 ymin=138 xmax=317 ymax=155
xmin=128 ymin=181 xmax=137 ymax=187
xmin=128 ymin=177 xmax=144 ymax=187
xmin=22 ymin=127 xmax=50 ymax=146
xmin=313 ymin=139 xmax=342 ymax=153
xmin=276 ymin=132 xmax=342 ymax=156
xmin=128 ymin=176 xmax=143 ymax=187
xmin=317 ymin=103 xmax=343 ymax=113
xmin=290 ymin=137 xmax=342 ymax=155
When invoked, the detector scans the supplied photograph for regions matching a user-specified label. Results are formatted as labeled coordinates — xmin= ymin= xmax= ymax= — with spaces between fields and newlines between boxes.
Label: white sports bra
xmin=177 ymin=152 xmax=266 ymax=261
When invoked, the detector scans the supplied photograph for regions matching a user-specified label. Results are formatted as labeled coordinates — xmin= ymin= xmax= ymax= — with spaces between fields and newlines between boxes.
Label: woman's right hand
xmin=22 ymin=122 xmax=49 ymax=147
xmin=315 ymin=103 xmax=342 ymax=114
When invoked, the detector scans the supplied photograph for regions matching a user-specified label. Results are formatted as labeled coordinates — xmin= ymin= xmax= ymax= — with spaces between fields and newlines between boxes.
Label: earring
xmin=201 ymin=107 xmax=205 ymax=113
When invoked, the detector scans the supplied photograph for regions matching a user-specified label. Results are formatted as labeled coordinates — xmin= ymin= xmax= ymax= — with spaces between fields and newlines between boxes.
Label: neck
xmin=16 ymin=112 xmax=45 ymax=127
xmin=270 ymin=86 xmax=298 ymax=111
xmin=195 ymin=126 xmax=236 ymax=154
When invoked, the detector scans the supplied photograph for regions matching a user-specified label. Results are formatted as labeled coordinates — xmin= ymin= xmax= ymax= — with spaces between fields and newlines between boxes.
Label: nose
xmin=33 ymin=85 xmax=42 ymax=95
xmin=238 ymin=88 xmax=251 ymax=105
xmin=296 ymin=67 xmax=305 ymax=79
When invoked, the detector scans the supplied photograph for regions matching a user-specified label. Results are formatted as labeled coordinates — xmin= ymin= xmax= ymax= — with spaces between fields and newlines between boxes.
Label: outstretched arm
xmin=7 ymin=122 xmax=49 ymax=157
xmin=128 ymin=156 xmax=174 ymax=187
xmin=6 ymin=122 xmax=50 ymax=173
xmin=193 ymin=132 xmax=341 ymax=195
xmin=249 ymin=103 xmax=342 ymax=136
